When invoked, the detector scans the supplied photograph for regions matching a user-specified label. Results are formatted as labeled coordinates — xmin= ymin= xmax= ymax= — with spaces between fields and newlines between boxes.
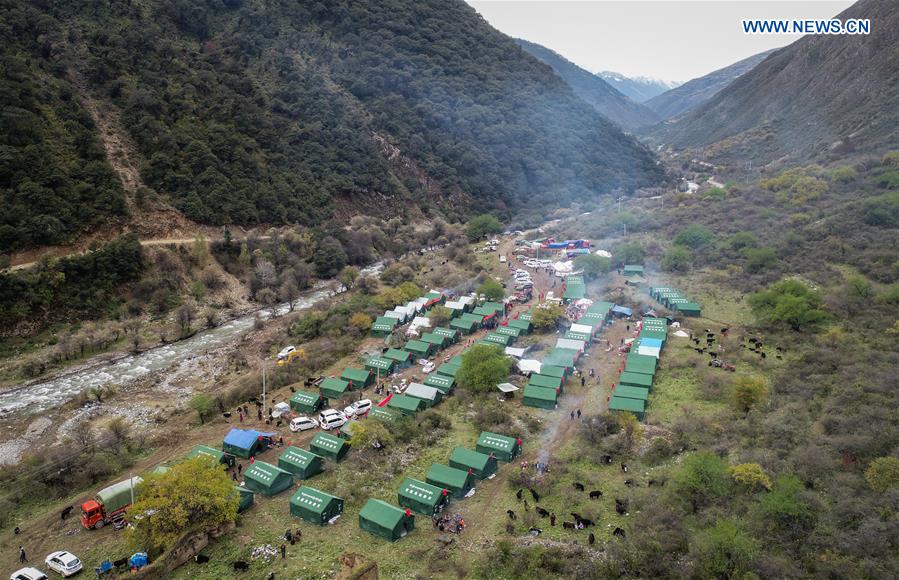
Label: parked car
xmin=344 ymin=399 xmax=373 ymax=418
xmin=44 ymin=552 xmax=81 ymax=577
xmin=499 ymin=255 xmax=507 ymax=263
xmin=276 ymin=346 xmax=296 ymax=360
xmin=318 ymin=410 xmax=348 ymax=430
xmin=10 ymin=568 xmax=48 ymax=580
xmin=289 ymin=416 xmax=318 ymax=432
xmin=422 ymin=361 xmax=436 ymax=374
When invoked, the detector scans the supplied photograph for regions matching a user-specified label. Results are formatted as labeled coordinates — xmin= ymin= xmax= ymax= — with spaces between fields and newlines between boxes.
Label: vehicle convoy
xmin=81 ymin=476 xmax=143 ymax=529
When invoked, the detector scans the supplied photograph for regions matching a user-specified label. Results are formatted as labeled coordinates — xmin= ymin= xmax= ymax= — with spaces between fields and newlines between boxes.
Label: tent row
xmin=372 ymin=290 xmax=447 ymax=336
xmin=649 ymin=286 xmax=701 ymax=317
xmin=609 ymin=317 xmax=670 ymax=420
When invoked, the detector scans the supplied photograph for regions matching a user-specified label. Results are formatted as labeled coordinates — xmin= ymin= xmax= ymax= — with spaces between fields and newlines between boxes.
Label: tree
xmin=348 ymin=419 xmax=393 ymax=449
xmin=477 ymin=279 xmax=505 ymax=301
xmin=744 ymin=247 xmax=777 ymax=273
xmin=756 ymin=474 xmax=811 ymax=532
xmin=256 ymin=287 xmax=278 ymax=316
xmin=674 ymin=225 xmax=713 ymax=249
xmin=254 ymin=258 xmax=277 ymax=289
xmin=127 ymin=457 xmax=238 ymax=554
xmin=465 ymin=214 xmax=503 ymax=241
xmin=865 ymin=457 xmax=899 ymax=492
xmin=730 ymin=376 xmax=769 ymax=414
xmin=339 ymin=266 xmax=360 ymax=290
xmin=750 ymin=280 xmax=829 ymax=332
xmin=189 ymin=394 xmax=217 ymax=424
xmin=380 ymin=263 xmax=415 ymax=286
xmin=349 ymin=312 xmax=372 ymax=333
xmin=457 ymin=344 xmax=511 ymax=394
xmin=730 ymin=463 xmax=772 ymax=492
xmin=618 ymin=412 xmax=643 ymax=452
xmin=669 ymin=451 xmax=729 ymax=512
xmin=314 ymin=236 xmax=348 ymax=278
xmin=574 ymin=254 xmax=610 ymax=280
xmin=531 ymin=303 xmax=564 ymax=331
xmin=691 ymin=519 xmax=758 ymax=579
xmin=615 ymin=242 xmax=644 ymax=264
xmin=176 ymin=303 xmax=196 ymax=335
xmin=279 ymin=278 xmax=299 ymax=311
xmin=428 ymin=305 xmax=453 ymax=327
xmin=662 ymin=246 xmax=692 ymax=273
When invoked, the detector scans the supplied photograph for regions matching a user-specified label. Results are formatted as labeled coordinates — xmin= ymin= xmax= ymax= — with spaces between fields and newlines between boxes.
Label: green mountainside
xmin=0 ymin=0 xmax=662 ymax=252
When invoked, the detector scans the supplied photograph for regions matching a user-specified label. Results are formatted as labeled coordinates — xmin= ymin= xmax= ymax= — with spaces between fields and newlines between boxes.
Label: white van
xmin=499 ymin=255 xmax=507 ymax=263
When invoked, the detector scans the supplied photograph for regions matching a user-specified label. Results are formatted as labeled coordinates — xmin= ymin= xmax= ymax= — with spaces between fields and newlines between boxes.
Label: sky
xmin=466 ymin=0 xmax=856 ymax=83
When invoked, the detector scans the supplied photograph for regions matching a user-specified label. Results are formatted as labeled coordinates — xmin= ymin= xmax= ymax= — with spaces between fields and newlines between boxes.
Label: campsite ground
xmin=0 ymin=234 xmax=785 ymax=578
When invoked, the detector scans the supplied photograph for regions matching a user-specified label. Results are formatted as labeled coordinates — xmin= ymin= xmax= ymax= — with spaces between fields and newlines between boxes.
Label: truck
xmin=81 ymin=476 xmax=143 ymax=529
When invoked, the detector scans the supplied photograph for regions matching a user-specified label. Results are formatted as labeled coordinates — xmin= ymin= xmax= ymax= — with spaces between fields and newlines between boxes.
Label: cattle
xmin=60 ymin=506 xmax=73 ymax=520
xmin=602 ymin=455 xmax=614 ymax=464
xmin=233 ymin=561 xmax=249 ymax=571
xmin=624 ymin=479 xmax=636 ymax=487
xmin=776 ymin=354 xmax=782 ymax=360
xmin=621 ymin=463 xmax=629 ymax=473
xmin=648 ymin=479 xmax=665 ymax=487
xmin=589 ymin=490 xmax=603 ymax=499
xmin=570 ymin=512 xmax=583 ymax=521
xmin=562 ymin=522 xmax=576 ymax=530
xmin=516 ymin=489 xmax=523 ymax=501
xmin=528 ymin=527 xmax=542 ymax=536
xmin=507 ymin=510 xmax=517 ymax=520
xmin=112 ymin=558 xmax=128 ymax=568
xmin=289 ymin=386 xmax=295 ymax=393
xmin=530 ymin=488 xmax=540 ymax=502
xmin=709 ymin=352 xmax=718 ymax=358
xmin=615 ymin=499 xmax=628 ymax=515
xmin=535 ymin=507 xmax=549 ymax=517
xmin=613 ymin=527 xmax=626 ymax=538
xmin=573 ymin=482 xmax=585 ymax=491
xmin=579 ymin=518 xmax=595 ymax=527
xmin=195 ymin=554 xmax=210 ymax=564
xmin=505 ymin=523 xmax=515 ymax=534
xmin=222 ymin=412 xmax=231 ymax=418
xmin=720 ymin=328 xmax=729 ymax=335
xmin=761 ymin=352 xmax=767 ymax=359
xmin=588 ymin=533 xmax=595 ymax=545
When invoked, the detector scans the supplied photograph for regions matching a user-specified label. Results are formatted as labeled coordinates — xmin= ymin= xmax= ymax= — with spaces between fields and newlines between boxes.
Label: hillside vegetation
xmin=0 ymin=0 xmax=662 ymax=252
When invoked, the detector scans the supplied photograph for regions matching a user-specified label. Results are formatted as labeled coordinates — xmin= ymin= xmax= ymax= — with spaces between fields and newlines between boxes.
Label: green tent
xmin=613 ymin=385 xmax=649 ymax=401
xmin=340 ymin=367 xmax=374 ymax=389
xmin=471 ymin=306 xmax=498 ymax=319
xmin=370 ymin=406 xmax=400 ymax=423
xmin=242 ymin=461 xmax=294 ymax=496
xmin=426 ymin=463 xmax=475 ymax=499
xmin=485 ymin=333 xmax=513 ymax=346
xmin=507 ymin=318 xmax=532 ymax=333
xmin=309 ymin=432 xmax=349 ymax=461
xmin=432 ymin=327 xmax=460 ymax=343
xmin=235 ymin=486 xmax=254 ymax=513
xmin=450 ymin=318 xmax=477 ymax=334
xmin=365 ymin=356 xmax=396 ymax=374
xmin=495 ymin=326 xmax=521 ymax=339
xmin=290 ymin=486 xmax=344 ymax=525
xmin=384 ymin=348 xmax=414 ymax=368
xmin=565 ymin=330 xmax=592 ymax=343
xmin=278 ymin=446 xmax=324 ymax=479
xmin=476 ymin=431 xmax=522 ymax=462
xmin=539 ymin=365 xmax=568 ymax=379
xmin=404 ymin=383 xmax=442 ymax=407
xmin=320 ymin=378 xmax=351 ymax=400
xmin=481 ymin=301 xmax=506 ymax=315
xmin=623 ymin=265 xmax=644 ymax=277
xmin=397 ymin=477 xmax=450 ymax=516
xmin=626 ymin=353 xmax=657 ymax=376
xmin=523 ymin=384 xmax=558 ymax=409
xmin=371 ymin=316 xmax=399 ymax=336
xmin=359 ymin=499 xmax=415 ymax=542
xmin=387 ymin=394 xmax=425 ymax=416
xmin=404 ymin=340 xmax=434 ymax=358
xmin=338 ymin=420 xmax=358 ymax=441
xmin=423 ymin=373 xmax=455 ymax=394
xmin=516 ymin=311 xmax=533 ymax=323
xmin=528 ymin=374 xmax=563 ymax=390
xmin=420 ymin=332 xmax=451 ymax=349
xmin=188 ymin=444 xmax=235 ymax=468
xmin=609 ymin=395 xmax=645 ymax=420
xmin=435 ymin=363 xmax=460 ymax=378
xmin=674 ymin=302 xmax=702 ymax=317
xmin=460 ymin=312 xmax=484 ymax=327
xmin=290 ymin=390 xmax=326 ymax=414
xmin=618 ymin=371 xmax=653 ymax=390
xmin=449 ymin=447 xmax=498 ymax=479
xmin=563 ymin=284 xmax=586 ymax=301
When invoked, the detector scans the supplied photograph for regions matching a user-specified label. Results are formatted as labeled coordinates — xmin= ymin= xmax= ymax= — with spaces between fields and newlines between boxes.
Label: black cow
xmin=60 ymin=506 xmax=73 ymax=520
xmin=589 ymin=490 xmax=603 ymax=499
xmin=613 ymin=527 xmax=626 ymax=538
xmin=529 ymin=488 xmax=540 ymax=502
xmin=602 ymin=455 xmax=613 ymax=464
xmin=516 ymin=489 xmax=523 ymax=501
xmin=648 ymin=479 xmax=665 ymax=487
xmin=535 ymin=507 xmax=549 ymax=517
xmin=570 ymin=512 xmax=583 ymax=521
xmin=621 ymin=463 xmax=628 ymax=473
xmin=624 ymin=479 xmax=636 ymax=487
xmin=615 ymin=499 xmax=628 ymax=515
xmin=507 ymin=510 xmax=517 ymax=520
xmin=112 ymin=558 xmax=128 ymax=568
xmin=233 ymin=561 xmax=249 ymax=571
xmin=588 ymin=533 xmax=595 ymax=545
xmin=579 ymin=518 xmax=594 ymax=527
xmin=573 ymin=482 xmax=585 ymax=491
xmin=562 ymin=522 xmax=576 ymax=530
xmin=195 ymin=554 xmax=210 ymax=564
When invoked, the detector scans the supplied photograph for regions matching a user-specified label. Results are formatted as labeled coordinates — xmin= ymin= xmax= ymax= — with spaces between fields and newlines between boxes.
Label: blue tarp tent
xmin=611 ymin=305 xmax=633 ymax=317
xmin=639 ymin=337 xmax=663 ymax=349
xmin=222 ymin=429 xmax=275 ymax=459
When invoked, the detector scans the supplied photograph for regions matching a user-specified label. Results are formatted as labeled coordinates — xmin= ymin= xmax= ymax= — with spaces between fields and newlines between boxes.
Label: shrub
xmin=691 ymin=519 xmax=758 ymax=578
xmin=662 ymin=245 xmax=692 ymax=273
xmin=730 ymin=463 xmax=772 ymax=491
xmin=573 ymin=254 xmax=610 ymax=279
xmin=865 ymin=457 xmax=899 ymax=492
xmin=730 ymin=376 xmax=769 ymax=413
xmin=829 ymin=166 xmax=857 ymax=183
xmin=457 ymin=344 xmax=511 ymax=394
xmin=674 ymin=225 xmax=713 ymax=249
xmin=477 ymin=279 xmax=504 ymax=301
xmin=531 ymin=302 xmax=564 ymax=331
xmin=749 ymin=279 xmax=829 ymax=332
xmin=669 ymin=451 xmax=730 ymax=512
xmin=743 ymin=247 xmax=777 ymax=273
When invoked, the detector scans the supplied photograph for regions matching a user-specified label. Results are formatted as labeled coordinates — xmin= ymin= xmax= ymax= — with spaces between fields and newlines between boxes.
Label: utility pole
xmin=262 ymin=362 xmax=267 ymax=413
xmin=617 ymin=196 xmax=623 ymax=213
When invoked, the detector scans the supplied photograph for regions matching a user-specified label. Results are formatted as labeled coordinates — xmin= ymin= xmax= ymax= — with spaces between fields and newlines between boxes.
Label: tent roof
xmin=388 ymin=394 xmax=424 ymax=412
xmin=496 ymin=382 xmax=519 ymax=393
xmin=529 ymin=374 xmax=562 ymax=388
xmin=569 ymin=323 xmax=593 ymax=334
xmin=372 ymin=316 xmax=398 ymax=329
xmin=244 ymin=461 xmax=290 ymax=484
xmin=370 ymin=407 xmax=400 ymax=422
xmin=618 ymin=371 xmax=653 ymax=387
xmin=366 ymin=356 xmax=395 ymax=370
xmin=404 ymin=340 xmax=431 ymax=353
xmin=384 ymin=348 xmax=413 ymax=362
xmin=320 ymin=377 xmax=350 ymax=393
xmin=359 ymin=498 xmax=406 ymax=528
xmin=340 ymin=368 xmax=371 ymax=382
xmin=524 ymin=384 xmax=558 ymax=401
xmin=555 ymin=338 xmax=586 ymax=351
xmin=310 ymin=432 xmax=347 ymax=453
xmin=427 ymin=463 xmax=471 ymax=488
xmin=404 ymin=383 xmax=440 ymax=401
xmin=609 ymin=396 xmax=645 ymax=413
xmin=424 ymin=374 xmax=454 ymax=389
xmin=433 ymin=327 xmax=459 ymax=338
xmin=613 ymin=385 xmax=650 ymax=400
xmin=189 ymin=444 xmax=225 ymax=462
xmin=539 ymin=365 xmax=566 ymax=378
xmin=450 ymin=447 xmax=493 ymax=469
xmin=291 ymin=486 xmax=340 ymax=513
xmin=477 ymin=431 xmax=517 ymax=452
xmin=279 ymin=446 xmax=321 ymax=469
xmin=223 ymin=429 xmax=274 ymax=450
xmin=291 ymin=390 xmax=321 ymax=406
xmin=399 ymin=477 xmax=446 ymax=505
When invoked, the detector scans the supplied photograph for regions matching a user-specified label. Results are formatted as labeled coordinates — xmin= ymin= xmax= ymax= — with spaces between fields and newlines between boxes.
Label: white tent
xmin=569 ymin=323 xmax=593 ymax=335
xmin=637 ymin=346 xmax=661 ymax=358
xmin=384 ymin=310 xmax=405 ymax=321
xmin=517 ymin=359 xmax=542 ymax=374
xmin=405 ymin=383 xmax=440 ymax=401
xmin=504 ymin=347 xmax=527 ymax=358
xmin=496 ymin=383 xmax=519 ymax=393
xmin=444 ymin=301 xmax=465 ymax=311
xmin=673 ymin=330 xmax=690 ymax=338
xmin=555 ymin=338 xmax=586 ymax=352
xmin=594 ymin=249 xmax=612 ymax=258
xmin=458 ymin=296 xmax=475 ymax=306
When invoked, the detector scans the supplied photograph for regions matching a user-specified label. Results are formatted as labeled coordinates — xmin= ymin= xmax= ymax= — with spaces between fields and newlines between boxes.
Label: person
xmin=295 ymin=528 xmax=302 ymax=541
xmin=570 ymin=410 xmax=575 ymax=420
xmin=237 ymin=463 xmax=243 ymax=475
xmin=257 ymin=409 xmax=263 ymax=421
xmin=279 ymin=436 xmax=284 ymax=446
xmin=19 ymin=546 xmax=26 ymax=563
xmin=231 ymin=471 xmax=238 ymax=481
xmin=280 ymin=543 xmax=286 ymax=559
xmin=626 ymin=324 xmax=630 ymax=331
xmin=238 ymin=411 xmax=244 ymax=423
xmin=577 ymin=409 xmax=581 ymax=419
xmin=550 ymin=513 xmax=556 ymax=526
xmin=580 ymin=376 xmax=585 ymax=387
xmin=285 ymin=529 xmax=292 ymax=543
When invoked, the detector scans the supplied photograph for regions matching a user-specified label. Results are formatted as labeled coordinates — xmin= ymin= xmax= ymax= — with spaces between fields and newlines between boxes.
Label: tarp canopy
xmin=517 ymin=359 xmax=542 ymax=374
xmin=609 ymin=396 xmax=645 ymax=420
xmin=370 ymin=406 xmax=400 ymax=423
xmin=449 ymin=447 xmax=498 ymax=479
xmin=404 ymin=383 xmax=442 ymax=407
xmin=637 ymin=345 xmax=661 ymax=358
xmin=476 ymin=431 xmax=521 ymax=462
xmin=555 ymin=338 xmax=586 ymax=352
xmin=320 ymin=377 xmax=351 ymax=399
xmin=387 ymin=394 xmax=425 ymax=416
xmin=565 ymin=330 xmax=592 ymax=343
xmin=96 ymin=477 xmax=143 ymax=514
xmin=278 ymin=446 xmax=324 ymax=479
xmin=423 ymin=373 xmax=455 ymax=393
xmin=569 ymin=323 xmax=594 ymax=335
xmin=496 ymin=382 xmax=519 ymax=393
xmin=504 ymin=346 xmax=526 ymax=358
xmin=290 ymin=486 xmax=344 ymax=525
xmin=243 ymin=461 xmax=294 ymax=496
xmin=612 ymin=305 xmax=633 ymax=316
xmin=290 ymin=390 xmax=325 ymax=414
xmin=359 ymin=499 xmax=415 ymax=542
xmin=523 ymin=385 xmax=558 ymax=409
xmin=340 ymin=368 xmax=374 ymax=389
xmin=613 ymin=385 xmax=650 ymax=401
xmin=223 ymin=429 xmax=274 ymax=459
xmin=309 ymin=432 xmax=349 ymax=461
xmin=398 ymin=477 xmax=450 ymax=516
xmin=426 ymin=463 xmax=475 ymax=499
xmin=188 ymin=444 xmax=234 ymax=467
xmin=623 ymin=265 xmax=644 ymax=276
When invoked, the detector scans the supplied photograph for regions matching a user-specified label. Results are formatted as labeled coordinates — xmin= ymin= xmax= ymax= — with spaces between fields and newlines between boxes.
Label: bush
xmin=477 ymin=278 xmax=505 ymax=301
xmin=466 ymin=214 xmax=503 ymax=241
xmin=674 ymin=225 xmax=713 ymax=249
xmin=729 ymin=463 xmax=772 ymax=492
xmin=749 ymin=279 xmax=829 ymax=332
xmin=743 ymin=247 xmax=777 ymax=273
xmin=531 ymin=302 xmax=564 ymax=331
xmin=573 ymin=254 xmax=610 ymax=279
xmin=662 ymin=245 xmax=692 ymax=273
xmin=615 ymin=242 xmax=644 ymax=264
xmin=380 ymin=263 xmax=415 ymax=286
xmin=189 ymin=394 xmax=217 ymax=424
xmin=669 ymin=451 xmax=730 ymax=512
xmin=829 ymin=166 xmax=857 ymax=183
xmin=865 ymin=457 xmax=899 ymax=492
xmin=691 ymin=519 xmax=758 ymax=578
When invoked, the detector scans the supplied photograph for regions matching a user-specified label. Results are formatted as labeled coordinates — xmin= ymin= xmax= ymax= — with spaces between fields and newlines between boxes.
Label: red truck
xmin=81 ymin=476 xmax=143 ymax=529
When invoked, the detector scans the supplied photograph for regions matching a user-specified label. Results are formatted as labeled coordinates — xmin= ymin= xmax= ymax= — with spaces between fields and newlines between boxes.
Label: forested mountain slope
xmin=0 ymin=0 xmax=662 ymax=253
xmin=515 ymin=39 xmax=660 ymax=130
xmin=650 ymin=0 xmax=899 ymax=163
xmin=645 ymin=50 xmax=774 ymax=120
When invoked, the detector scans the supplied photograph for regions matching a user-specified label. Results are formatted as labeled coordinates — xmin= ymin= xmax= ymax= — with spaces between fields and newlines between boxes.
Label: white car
xmin=289 ymin=416 xmax=318 ymax=432
xmin=318 ymin=410 xmax=348 ymax=430
xmin=276 ymin=346 xmax=296 ymax=360
xmin=10 ymin=569 xmax=48 ymax=580
xmin=44 ymin=552 xmax=81 ymax=577
xmin=499 ymin=255 xmax=507 ymax=263
xmin=344 ymin=399 xmax=373 ymax=418
xmin=422 ymin=361 xmax=436 ymax=374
